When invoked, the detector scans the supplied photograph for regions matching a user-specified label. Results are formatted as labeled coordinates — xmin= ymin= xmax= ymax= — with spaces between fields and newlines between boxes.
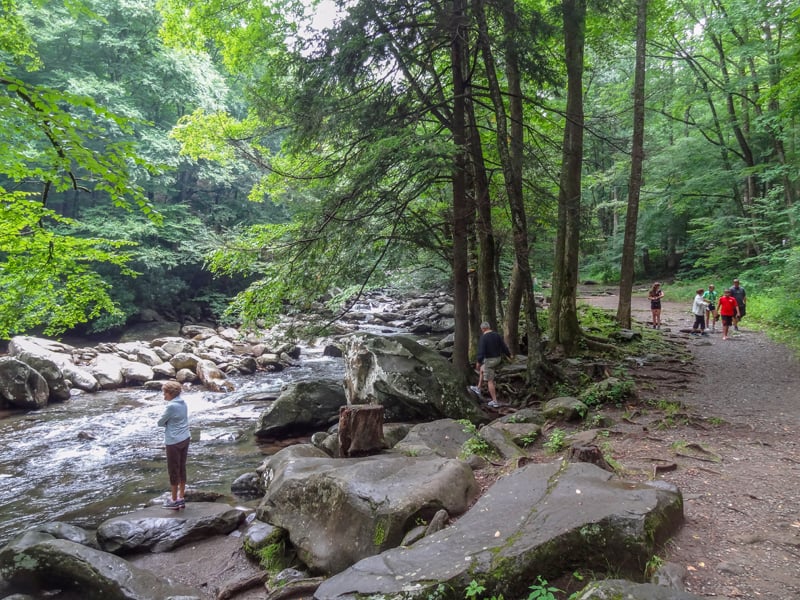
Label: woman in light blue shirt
xmin=158 ymin=380 xmax=190 ymax=509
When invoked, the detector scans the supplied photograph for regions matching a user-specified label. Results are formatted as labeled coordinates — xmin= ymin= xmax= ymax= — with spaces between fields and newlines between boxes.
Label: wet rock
xmin=0 ymin=358 xmax=49 ymax=410
xmin=0 ymin=531 xmax=199 ymax=600
xmin=96 ymin=502 xmax=247 ymax=554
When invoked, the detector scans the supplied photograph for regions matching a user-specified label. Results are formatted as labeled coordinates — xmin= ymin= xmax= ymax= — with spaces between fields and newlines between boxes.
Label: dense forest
xmin=2 ymin=0 xmax=798 ymax=369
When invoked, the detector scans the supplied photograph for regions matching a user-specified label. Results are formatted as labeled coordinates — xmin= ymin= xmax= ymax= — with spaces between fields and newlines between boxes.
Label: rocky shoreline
xmin=0 ymin=289 xmax=707 ymax=600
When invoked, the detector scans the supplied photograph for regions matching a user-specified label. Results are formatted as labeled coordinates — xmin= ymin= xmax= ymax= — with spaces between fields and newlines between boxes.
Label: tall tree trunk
xmin=617 ymin=0 xmax=648 ymax=329
xmin=450 ymin=0 xmax=470 ymax=376
xmin=474 ymin=0 xmax=549 ymax=384
xmin=551 ymin=0 xmax=586 ymax=355
xmin=465 ymin=91 xmax=498 ymax=335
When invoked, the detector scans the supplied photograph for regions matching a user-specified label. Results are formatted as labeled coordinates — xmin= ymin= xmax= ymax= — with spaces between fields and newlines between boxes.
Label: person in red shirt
xmin=717 ymin=288 xmax=740 ymax=341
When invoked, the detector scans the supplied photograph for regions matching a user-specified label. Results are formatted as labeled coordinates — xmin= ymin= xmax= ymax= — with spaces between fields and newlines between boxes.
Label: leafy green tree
xmin=0 ymin=0 xmax=161 ymax=337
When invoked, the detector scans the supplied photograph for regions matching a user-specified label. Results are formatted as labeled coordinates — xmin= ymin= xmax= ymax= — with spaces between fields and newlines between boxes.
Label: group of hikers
xmin=649 ymin=278 xmax=747 ymax=341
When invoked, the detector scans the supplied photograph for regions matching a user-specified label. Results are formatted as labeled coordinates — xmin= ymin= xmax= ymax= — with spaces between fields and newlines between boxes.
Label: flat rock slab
xmin=314 ymin=461 xmax=684 ymax=600
xmin=97 ymin=502 xmax=247 ymax=554
xmin=0 ymin=531 xmax=199 ymax=600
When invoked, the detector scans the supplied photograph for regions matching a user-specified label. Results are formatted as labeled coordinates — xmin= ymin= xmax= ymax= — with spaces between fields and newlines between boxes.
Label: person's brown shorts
xmin=166 ymin=437 xmax=190 ymax=485
xmin=482 ymin=356 xmax=503 ymax=381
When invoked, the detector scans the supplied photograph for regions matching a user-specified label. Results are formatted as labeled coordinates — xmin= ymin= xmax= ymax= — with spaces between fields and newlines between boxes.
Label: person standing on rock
xmin=729 ymin=278 xmax=746 ymax=331
xmin=158 ymin=380 xmax=190 ymax=510
xmin=703 ymin=284 xmax=719 ymax=332
xmin=648 ymin=282 xmax=664 ymax=328
xmin=717 ymin=288 xmax=740 ymax=341
xmin=475 ymin=322 xmax=511 ymax=409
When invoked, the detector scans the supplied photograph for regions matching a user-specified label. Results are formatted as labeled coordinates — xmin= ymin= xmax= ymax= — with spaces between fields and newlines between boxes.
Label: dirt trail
xmin=580 ymin=289 xmax=800 ymax=599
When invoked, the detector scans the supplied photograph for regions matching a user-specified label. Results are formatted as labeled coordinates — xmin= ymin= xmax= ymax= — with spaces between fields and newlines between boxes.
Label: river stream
xmin=0 ymin=348 xmax=345 ymax=547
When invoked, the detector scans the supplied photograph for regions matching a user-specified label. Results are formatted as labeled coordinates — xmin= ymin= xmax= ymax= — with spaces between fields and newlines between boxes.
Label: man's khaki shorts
xmin=482 ymin=356 xmax=503 ymax=381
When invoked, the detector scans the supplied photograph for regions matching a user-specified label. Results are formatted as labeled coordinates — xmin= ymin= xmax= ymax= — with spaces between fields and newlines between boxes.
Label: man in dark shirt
xmin=729 ymin=278 xmax=746 ymax=331
xmin=475 ymin=322 xmax=511 ymax=408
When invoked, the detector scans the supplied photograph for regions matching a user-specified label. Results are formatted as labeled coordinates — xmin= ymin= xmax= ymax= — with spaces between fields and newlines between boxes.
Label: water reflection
xmin=0 ymin=349 xmax=344 ymax=547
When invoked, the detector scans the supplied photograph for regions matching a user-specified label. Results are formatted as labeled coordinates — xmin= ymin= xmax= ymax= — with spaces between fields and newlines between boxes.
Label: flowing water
xmin=0 ymin=348 xmax=346 ymax=547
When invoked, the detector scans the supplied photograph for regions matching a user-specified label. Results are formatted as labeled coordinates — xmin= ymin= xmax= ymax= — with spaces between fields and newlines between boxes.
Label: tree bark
xmin=551 ymin=0 xmax=586 ymax=355
xmin=450 ymin=0 xmax=470 ymax=375
xmin=617 ymin=0 xmax=648 ymax=329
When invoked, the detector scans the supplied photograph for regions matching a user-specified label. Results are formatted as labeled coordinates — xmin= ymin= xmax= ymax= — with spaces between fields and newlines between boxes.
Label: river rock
xmin=87 ymin=353 xmax=154 ymax=389
xmin=0 ymin=357 xmax=49 ymax=410
xmin=0 ymin=530 xmax=199 ymax=600
xmin=7 ymin=336 xmax=99 ymax=393
xmin=196 ymin=359 xmax=234 ymax=392
xmin=256 ymin=444 xmax=479 ymax=575
xmin=254 ymin=380 xmax=347 ymax=441
xmin=96 ymin=502 xmax=247 ymax=554
xmin=342 ymin=332 xmax=483 ymax=422
xmin=314 ymin=462 xmax=684 ymax=599
xmin=7 ymin=337 xmax=71 ymax=401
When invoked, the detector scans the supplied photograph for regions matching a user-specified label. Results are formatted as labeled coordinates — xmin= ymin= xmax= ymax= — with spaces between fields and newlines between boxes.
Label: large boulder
xmin=256 ymin=444 xmax=479 ymax=575
xmin=8 ymin=337 xmax=71 ymax=401
xmin=0 ymin=357 xmax=49 ymax=410
xmin=0 ymin=531 xmax=198 ymax=600
xmin=314 ymin=461 xmax=684 ymax=600
xmin=254 ymin=380 xmax=347 ymax=441
xmin=342 ymin=332 xmax=483 ymax=422
xmin=96 ymin=502 xmax=247 ymax=554
xmin=195 ymin=358 xmax=234 ymax=392
xmin=7 ymin=335 xmax=98 ymax=392
xmin=87 ymin=353 xmax=154 ymax=389
xmin=391 ymin=418 xmax=474 ymax=458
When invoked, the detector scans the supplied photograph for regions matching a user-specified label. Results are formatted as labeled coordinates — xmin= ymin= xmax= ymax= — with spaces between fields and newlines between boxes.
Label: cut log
xmin=566 ymin=443 xmax=614 ymax=472
xmin=338 ymin=403 xmax=385 ymax=457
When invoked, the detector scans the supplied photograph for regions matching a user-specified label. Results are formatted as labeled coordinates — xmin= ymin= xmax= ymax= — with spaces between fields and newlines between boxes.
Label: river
xmin=0 ymin=347 xmax=345 ymax=547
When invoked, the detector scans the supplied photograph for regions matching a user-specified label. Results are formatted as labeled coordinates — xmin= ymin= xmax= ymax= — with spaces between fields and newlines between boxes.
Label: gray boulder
xmin=8 ymin=337 xmax=70 ymax=401
xmin=314 ymin=462 xmax=684 ymax=599
xmin=542 ymin=396 xmax=588 ymax=421
xmin=96 ymin=502 xmax=247 ymax=554
xmin=0 ymin=357 xmax=49 ymax=409
xmin=342 ymin=333 xmax=483 ymax=422
xmin=254 ymin=380 xmax=346 ymax=441
xmin=0 ymin=531 xmax=198 ymax=600
xmin=256 ymin=445 xmax=479 ymax=575
xmin=196 ymin=358 xmax=234 ymax=392
xmin=391 ymin=418 xmax=473 ymax=458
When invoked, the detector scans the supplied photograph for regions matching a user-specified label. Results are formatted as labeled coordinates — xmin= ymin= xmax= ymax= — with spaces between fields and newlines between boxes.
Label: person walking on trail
xmin=691 ymin=289 xmax=707 ymax=334
xmin=475 ymin=322 xmax=511 ymax=409
xmin=729 ymin=278 xmax=746 ymax=331
xmin=703 ymin=284 xmax=719 ymax=332
xmin=158 ymin=381 xmax=190 ymax=510
xmin=648 ymin=282 xmax=664 ymax=329
xmin=717 ymin=288 xmax=741 ymax=341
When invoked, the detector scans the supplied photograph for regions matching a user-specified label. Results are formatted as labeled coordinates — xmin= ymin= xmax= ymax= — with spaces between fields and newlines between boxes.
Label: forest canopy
xmin=1 ymin=0 xmax=799 ymax=359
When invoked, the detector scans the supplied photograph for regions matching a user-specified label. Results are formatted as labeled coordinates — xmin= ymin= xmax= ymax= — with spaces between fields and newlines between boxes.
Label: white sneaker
xmin=468 ymin=385 xmax=482 ymax=396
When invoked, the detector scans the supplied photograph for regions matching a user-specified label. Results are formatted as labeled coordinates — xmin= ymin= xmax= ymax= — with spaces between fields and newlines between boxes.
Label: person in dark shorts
xmin=703 ymin=284 xmax=719 ymax=332
xmin=648 ymin=282 xmax=664 ymax=329
xmin=717 ymin=288 xmax=740 ymax=341
xmin=729 ymin=278 xmax=746 ymax=331
xmin=475 ymin=322 xmax=511 ymax=408
xmin=691 ymin=288 xmax=707 ymax=334
xmin=158 ymin=381 xmax=190 ymax=510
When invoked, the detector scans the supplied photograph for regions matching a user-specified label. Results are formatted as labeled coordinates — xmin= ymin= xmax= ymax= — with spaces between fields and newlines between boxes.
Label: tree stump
xmin=566 ymin=444 xmax=614 ymax=472
xmin=338 ymin=404 xmax=385 ymax=457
